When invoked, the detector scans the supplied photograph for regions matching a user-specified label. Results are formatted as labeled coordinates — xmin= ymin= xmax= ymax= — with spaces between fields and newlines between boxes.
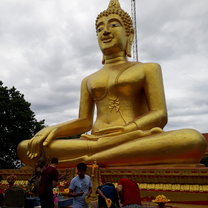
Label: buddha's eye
xmin=110 ymin=23 xmax=120 ymax=28
xmin=97 ymin=27 xmax=103 ymax=33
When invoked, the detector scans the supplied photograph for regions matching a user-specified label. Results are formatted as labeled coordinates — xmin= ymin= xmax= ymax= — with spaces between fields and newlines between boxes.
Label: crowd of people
xmin=36 ymin=157 xmax=142 ymax=208
xmin=1 ymin=157 xmax=142 ymax=208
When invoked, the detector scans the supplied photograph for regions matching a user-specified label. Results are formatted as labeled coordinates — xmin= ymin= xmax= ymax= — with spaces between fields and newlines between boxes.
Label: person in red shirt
xmin=39 ymin=157 xmax=59 ymax=208
xmin=117 ymin=177 xmax=142 ymax=208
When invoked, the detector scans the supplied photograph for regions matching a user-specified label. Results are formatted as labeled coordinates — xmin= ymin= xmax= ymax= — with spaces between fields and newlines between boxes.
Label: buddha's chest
xmin=87 ymin=68 xmax=145 ymax=100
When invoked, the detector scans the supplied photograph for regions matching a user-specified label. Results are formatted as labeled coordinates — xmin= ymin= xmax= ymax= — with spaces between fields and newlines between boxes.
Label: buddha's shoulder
xmin=135 ymin=62 xmax=161 ymax=69
xmin=81 ymin=70 xmax=103 ymax=83
xmin=134 ymin=62 xmax=162 ymax=74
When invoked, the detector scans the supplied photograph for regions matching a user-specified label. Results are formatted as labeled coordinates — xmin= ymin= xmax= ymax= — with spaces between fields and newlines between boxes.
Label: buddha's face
xmin=96 ymin=14 xmax=128 ymax=56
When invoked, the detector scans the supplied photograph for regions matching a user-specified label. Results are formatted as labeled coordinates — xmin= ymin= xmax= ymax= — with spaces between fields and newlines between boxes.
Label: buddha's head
xmin=96 ymin=0 xmax=134 ymax=63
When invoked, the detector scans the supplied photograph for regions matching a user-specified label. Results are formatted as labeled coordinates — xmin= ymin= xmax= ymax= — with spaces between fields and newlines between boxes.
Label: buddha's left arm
xmin=130 ymin=63 xmax=167 ymax=131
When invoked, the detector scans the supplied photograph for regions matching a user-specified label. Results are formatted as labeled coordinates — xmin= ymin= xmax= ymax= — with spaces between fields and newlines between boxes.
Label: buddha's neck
xmin=104 ymin=52 xmax=127 ymax=65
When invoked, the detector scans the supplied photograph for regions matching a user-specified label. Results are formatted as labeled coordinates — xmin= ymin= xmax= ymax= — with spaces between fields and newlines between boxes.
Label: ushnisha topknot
xmin=96 ymin=0 xmax=134 ymax=36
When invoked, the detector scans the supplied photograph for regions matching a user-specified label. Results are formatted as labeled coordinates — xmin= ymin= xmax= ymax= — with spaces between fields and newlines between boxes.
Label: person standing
xmin=97 ymin=182 xmax=120 ymax=208
xmin=39 ymin=157 xmax=59 ymax=208
xmin=28 ymin=158 xmax=46 ymax=196
xmin=69 ymin=163 xmax=92 ymax=208
xmin=117 ymin=177 xmax=142 ymax=208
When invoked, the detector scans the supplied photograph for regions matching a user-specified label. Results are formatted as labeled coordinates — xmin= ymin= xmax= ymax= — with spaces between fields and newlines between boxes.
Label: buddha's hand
xmin=94 ymin=126 xmax=124 ymax=136
xmin=27 ymin=126 xmax=59 ymax=159
xmin=124 ymin=121 xmax=139 ymax=133
xmin=98 ymin=124 xmax=142 ymax=135
xmin=124 ymin=122 xmax=164 ymax=135
xmin=95 ymin=123 xmax=140 ymax=137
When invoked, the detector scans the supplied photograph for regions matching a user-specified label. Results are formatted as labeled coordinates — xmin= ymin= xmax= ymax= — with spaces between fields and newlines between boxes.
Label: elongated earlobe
xmin=126 ymin=32 xmax=134 ymax=57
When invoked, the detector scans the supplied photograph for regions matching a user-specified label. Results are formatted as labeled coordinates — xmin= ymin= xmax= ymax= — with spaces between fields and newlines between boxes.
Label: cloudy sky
xmin=0 ymin=0 xmax=207 ymax=133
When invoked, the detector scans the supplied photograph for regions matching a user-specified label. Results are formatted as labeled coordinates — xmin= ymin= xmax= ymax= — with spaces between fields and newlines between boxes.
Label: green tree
xmin=0 ymin=81 xmax=45 ymax=169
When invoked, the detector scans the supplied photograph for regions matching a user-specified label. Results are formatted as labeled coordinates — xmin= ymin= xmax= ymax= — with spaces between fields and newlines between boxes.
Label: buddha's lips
xmin=102 ymin=37 xmax=113 ymax=43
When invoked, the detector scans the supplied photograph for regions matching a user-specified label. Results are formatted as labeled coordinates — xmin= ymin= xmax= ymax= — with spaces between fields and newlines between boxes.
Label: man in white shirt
xmin=69 ymin=163 xmax=92 ymax=208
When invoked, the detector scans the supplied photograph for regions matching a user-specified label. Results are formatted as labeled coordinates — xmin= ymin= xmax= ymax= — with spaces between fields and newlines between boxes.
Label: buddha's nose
xmin=103 ymin=26 xmax=111 ymax=35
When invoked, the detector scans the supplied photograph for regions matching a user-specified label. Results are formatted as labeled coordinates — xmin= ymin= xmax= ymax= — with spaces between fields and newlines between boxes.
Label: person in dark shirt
xmin=97 ymin=183 xmax=119 ymax=208
xmin=39 ymin=157 xmax=59 ymax=208
xmin=28 ymin=158 xmax=46 ymax=196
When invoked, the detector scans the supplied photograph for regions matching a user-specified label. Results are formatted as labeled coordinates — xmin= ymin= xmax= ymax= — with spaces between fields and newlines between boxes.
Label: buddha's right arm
xmin=44 ymin=77 xmax=94 ymax=144
xmin=43 ymin=118 xmax=93 ymax=145
xmin=27 ymin=77 xmax=94 ymax=158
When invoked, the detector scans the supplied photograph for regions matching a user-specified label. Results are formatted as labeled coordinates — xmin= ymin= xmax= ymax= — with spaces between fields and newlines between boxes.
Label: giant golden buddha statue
xmin=17 ymin=0 xmax=207 ymax=168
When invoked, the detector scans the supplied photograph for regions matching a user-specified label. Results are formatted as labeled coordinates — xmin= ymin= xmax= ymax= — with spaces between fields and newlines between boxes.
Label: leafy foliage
xmin=0 ymin=81 xmax=45 ymax=169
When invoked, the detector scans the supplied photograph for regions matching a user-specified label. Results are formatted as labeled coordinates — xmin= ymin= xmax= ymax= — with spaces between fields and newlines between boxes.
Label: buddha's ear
xmin=126 ymin=32 xmax=134 ymax=57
